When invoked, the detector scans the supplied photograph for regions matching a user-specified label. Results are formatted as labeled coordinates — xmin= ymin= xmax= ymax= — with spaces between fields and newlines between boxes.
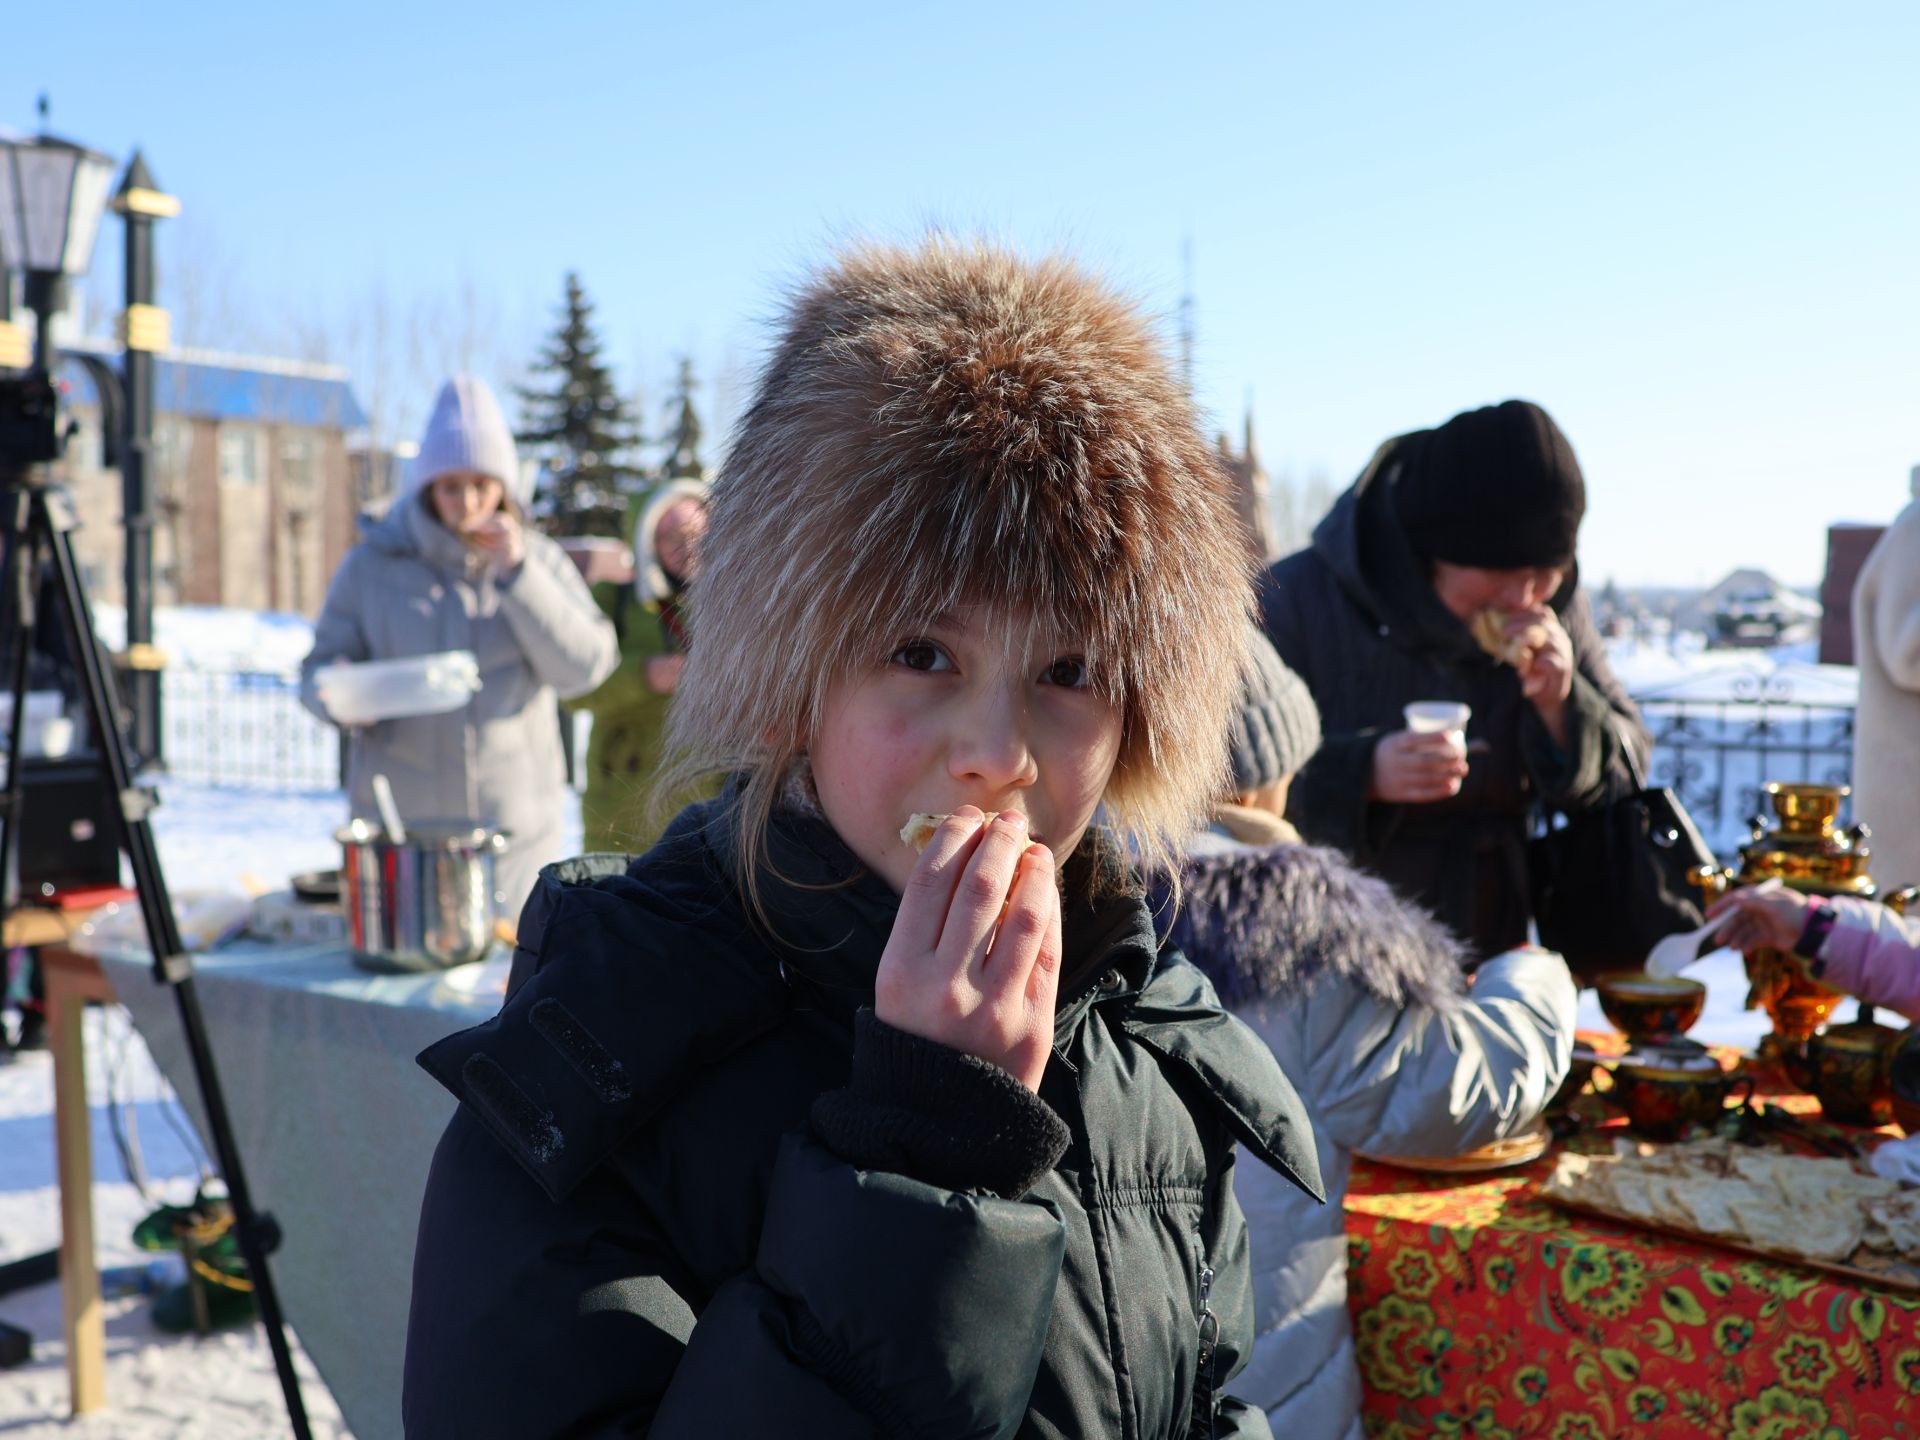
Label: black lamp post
xmin=0 ymin=127 xmax=173 ymax=765
xmin=110 ymin=153 xmax=175 ymax=765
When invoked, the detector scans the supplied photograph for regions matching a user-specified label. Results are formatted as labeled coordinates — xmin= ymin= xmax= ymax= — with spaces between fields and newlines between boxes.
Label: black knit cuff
xmin=810 ymin=1010 xmax=1070 ymax=1200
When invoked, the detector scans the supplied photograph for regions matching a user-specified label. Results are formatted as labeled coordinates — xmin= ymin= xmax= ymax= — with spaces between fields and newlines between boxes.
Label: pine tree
xmin=516 ymin=273 xmax=645 ymax=536
xmin=658 ymin=357 xmax=707 ymax=480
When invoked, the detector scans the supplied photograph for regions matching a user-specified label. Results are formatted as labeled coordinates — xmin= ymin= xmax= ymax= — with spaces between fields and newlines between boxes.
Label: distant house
xmin=55 ymin=342 xmax=369 ymax=616
xmin=1677 ymin=568 xmax=1822 ymax=649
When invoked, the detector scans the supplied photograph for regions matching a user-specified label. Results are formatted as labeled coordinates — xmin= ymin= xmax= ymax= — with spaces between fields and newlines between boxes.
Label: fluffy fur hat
xmin=667 ymin=235 xmax=1254 ymax=871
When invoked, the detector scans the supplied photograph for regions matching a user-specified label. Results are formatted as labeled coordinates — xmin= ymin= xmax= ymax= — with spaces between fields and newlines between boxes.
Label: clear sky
xmin=13 ymin=0 xmax=1919 ymax=587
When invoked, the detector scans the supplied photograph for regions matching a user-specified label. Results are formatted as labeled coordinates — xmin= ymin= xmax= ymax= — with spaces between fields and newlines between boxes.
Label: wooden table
xmin=2 ymin=905 xmax=115 ymax=1416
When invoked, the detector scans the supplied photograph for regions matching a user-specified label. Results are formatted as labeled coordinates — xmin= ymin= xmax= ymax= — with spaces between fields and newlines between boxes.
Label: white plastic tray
xmin=314 ymin=650 xmax=480 ymax=726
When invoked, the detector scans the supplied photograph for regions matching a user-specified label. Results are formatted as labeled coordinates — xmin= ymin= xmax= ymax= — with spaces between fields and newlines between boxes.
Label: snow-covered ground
xmin=89 ymin=603 xmax=320 ymax=675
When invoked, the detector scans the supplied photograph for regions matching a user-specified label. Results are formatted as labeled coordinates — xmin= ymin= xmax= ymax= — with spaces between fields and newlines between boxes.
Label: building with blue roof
xmin=56 ymin=339 xmax=371 ymax=615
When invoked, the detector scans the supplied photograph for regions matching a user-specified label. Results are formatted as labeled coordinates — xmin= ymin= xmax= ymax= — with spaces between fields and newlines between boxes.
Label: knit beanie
xmin=1230 ymin=625 xmax=1322 ymax=791
xmin=1392 ymin=400 xmax=1585 ymax=568
xmin=410 ymin=375 xmax=527 ymax=505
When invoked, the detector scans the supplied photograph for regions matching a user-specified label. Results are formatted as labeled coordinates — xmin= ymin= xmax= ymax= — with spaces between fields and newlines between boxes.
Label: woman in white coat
xmin=1852 ymin=469 xmax=1920 ymax=895
xmin=301 ymin=376 xmax=617 ymax=917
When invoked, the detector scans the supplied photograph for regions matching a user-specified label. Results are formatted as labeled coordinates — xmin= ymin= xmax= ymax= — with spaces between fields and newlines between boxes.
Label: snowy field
xmin=0 ymin=608 xmax=1886 ymax=1435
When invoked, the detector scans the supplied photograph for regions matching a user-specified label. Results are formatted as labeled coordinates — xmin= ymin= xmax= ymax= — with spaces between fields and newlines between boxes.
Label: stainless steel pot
xmin=336 ymin=819 xmax=510 ymax=973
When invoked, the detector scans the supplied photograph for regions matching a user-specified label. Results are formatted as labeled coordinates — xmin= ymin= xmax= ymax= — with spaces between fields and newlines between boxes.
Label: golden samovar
xmin=1691 ymin=782 xmax=1905 ymax=1067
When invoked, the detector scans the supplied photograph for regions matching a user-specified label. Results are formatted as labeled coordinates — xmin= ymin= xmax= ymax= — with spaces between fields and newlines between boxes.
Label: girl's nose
xmin=948 ymin=687 xmax=1039 ymax=793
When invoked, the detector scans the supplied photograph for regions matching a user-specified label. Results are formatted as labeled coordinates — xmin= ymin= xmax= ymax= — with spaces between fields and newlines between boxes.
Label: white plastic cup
xmin=1404 ymin=701 xmax=1471 ymax=759
xmin=37 ymin=716 xmax=74 ymax=758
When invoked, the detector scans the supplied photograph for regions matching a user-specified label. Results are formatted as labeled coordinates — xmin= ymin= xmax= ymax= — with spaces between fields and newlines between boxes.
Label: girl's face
xmin=810 ymin=606 xmax=1124 ymax=894
xmin=428 ymin=470 xmax=505 ymax=535
xmin=654 ymin=498 xmax=707 ymax=579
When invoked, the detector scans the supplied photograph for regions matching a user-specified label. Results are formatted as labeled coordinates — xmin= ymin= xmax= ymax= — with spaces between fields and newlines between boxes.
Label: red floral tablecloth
xmin=1344 ymin=1038 xmax=1920 ymax=1438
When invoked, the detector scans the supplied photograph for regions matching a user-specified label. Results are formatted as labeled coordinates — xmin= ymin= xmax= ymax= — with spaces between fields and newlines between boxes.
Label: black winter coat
xmin=1257 ymin=440 xmax=1649 ymax=961
xmin=403 ymin=798 xmax=1321 ymax=1438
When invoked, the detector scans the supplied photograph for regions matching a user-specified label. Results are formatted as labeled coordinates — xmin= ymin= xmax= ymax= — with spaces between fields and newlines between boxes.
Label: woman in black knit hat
xmin=1256 ymin=399 xmax=1648 ymax=966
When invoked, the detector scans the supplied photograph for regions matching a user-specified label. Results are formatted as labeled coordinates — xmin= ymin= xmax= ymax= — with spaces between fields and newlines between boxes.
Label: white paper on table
xmin=1870 ymin=1134 xmax=1920 ymax=1186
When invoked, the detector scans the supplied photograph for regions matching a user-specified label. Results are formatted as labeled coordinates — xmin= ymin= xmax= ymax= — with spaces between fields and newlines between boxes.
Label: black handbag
xmin=1528 ymin=724 xmax=1715 ymax=985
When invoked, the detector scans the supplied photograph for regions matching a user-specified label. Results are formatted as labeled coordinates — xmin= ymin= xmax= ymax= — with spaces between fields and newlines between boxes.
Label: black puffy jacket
xmin=403 ymin=798 xmax=1322 ymax=1438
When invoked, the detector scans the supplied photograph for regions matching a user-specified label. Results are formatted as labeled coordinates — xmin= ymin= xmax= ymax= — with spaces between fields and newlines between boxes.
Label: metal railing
xmin=1632 ymin=675 xmax=1855 ymax=859
xmin=161 ymin=666 xmax=343 ymax=791
xmin=158 ymin=666 xmax=589 ymax=794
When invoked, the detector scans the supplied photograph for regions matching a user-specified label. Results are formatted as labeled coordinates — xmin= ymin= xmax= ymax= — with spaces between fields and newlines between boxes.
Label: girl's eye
xmin=1040 ymin=656 xmax=1090 ymax=689
xmin=891 ymin=640 xmax=953 ymax=673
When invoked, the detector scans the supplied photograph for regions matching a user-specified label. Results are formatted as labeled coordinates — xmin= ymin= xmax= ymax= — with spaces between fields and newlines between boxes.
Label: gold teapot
xmin=1691 ymin=782 xmax=1913 ymax=1067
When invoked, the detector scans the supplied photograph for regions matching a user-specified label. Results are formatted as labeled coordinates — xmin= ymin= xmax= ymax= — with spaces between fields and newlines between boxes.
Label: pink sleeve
xmin=1820 ymin=921 xmax=1920 ymax=1023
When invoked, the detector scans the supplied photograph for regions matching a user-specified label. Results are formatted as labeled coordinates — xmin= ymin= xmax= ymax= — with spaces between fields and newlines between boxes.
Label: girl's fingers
xmin=892 ymin=808 xmax=988 ymax=958
xmin=939 ymin=811 xmax=1031 ymax=974
xmin=985 ymin=842 xmax=1056 ymax=990
xmin=1026 ymin=848 xmax=1064 ymax=1010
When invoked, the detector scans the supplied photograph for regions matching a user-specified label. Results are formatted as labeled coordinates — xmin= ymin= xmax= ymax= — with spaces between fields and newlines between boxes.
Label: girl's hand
xmin=1370 ymin=729 xmax=1470 ymax=804
xmin=468 ymin=512 xmax=526 ymax=572
xmin=875 ymin=807 xmax=1062 ymax=1093
xmin=1707 ymin=885 xmax=1811 ymax=953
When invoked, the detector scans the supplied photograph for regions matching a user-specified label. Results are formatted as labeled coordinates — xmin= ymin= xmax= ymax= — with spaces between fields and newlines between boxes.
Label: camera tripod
xmin=0 ymin=436 xmax=312 ymax=1436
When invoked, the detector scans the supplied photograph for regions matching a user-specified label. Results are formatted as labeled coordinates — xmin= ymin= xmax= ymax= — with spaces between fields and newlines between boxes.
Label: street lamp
xmin=0 ymin=129 xmax=116 ymax=363
xmin=0 ymin=126 xmax=176 ymax=767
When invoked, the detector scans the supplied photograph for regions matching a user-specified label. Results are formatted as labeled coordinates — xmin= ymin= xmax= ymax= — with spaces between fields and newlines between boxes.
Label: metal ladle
xmin=370 ymin=772 xmax=407 ymax=846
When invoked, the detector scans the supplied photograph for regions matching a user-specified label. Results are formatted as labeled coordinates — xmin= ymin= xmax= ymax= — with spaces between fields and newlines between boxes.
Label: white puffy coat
xmin=1165 ymin=833 xmax=1576 ymax=1440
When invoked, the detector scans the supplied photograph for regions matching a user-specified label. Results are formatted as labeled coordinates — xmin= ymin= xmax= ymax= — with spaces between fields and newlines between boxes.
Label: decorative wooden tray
xmin=1543 ymin=1192 xmax=1920 ymax=1294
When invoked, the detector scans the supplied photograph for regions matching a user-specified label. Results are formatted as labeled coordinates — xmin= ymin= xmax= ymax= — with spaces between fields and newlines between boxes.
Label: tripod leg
xmin=36 ymin=490 xmax=313 ymax=1439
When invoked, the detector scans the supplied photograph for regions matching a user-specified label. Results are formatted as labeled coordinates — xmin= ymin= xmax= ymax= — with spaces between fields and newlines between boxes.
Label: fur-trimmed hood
xmin=670 ymin=236 xmax=1253 ymax=867
xmin=1160 ymin=841 xmax=1466 ymax=1013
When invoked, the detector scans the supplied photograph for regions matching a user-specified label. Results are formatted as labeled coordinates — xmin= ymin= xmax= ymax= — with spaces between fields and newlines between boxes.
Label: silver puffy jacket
xmin=300 ymin=496 xmax=617 ymax=916
xmin=1169 ymin=830 xmax=1576 ymax=1440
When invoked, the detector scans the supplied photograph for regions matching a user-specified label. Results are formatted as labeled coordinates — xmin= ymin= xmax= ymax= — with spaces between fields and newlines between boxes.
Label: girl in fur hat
xmin=404 ymin=238 xmax=1321 ymax=1439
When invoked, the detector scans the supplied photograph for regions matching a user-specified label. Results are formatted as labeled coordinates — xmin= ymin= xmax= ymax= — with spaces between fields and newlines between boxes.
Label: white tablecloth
xmin=79 ymin=932 xmax=501 ymax=1440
